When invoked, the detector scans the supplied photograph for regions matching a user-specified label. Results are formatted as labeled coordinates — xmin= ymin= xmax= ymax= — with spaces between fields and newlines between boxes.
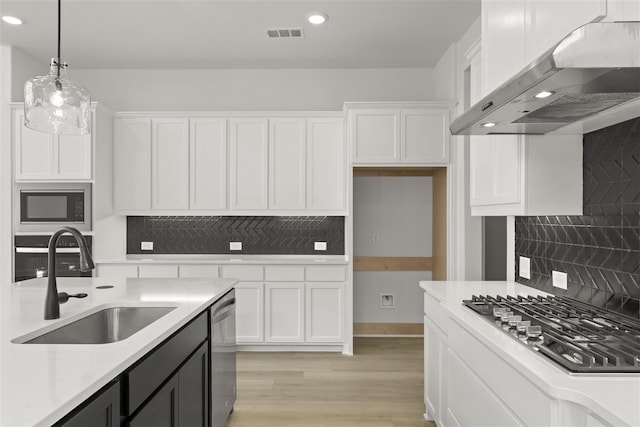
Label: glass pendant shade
xmin=24 ymin=59 xmax=91 ymax=135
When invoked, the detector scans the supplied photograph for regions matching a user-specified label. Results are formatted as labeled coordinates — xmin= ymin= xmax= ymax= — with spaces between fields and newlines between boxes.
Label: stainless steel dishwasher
xmin=211 ymin=289 xmax=236 ymax=426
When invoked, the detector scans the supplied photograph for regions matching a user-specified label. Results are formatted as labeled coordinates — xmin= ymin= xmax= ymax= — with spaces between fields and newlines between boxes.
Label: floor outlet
xmin=552 ymin=271 xmax=568 ymax=290
xmin=380 ymin=293 xmax=395 ymax=309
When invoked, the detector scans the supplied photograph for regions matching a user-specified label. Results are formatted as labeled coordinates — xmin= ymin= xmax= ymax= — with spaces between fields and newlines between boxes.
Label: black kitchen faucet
xmin=45 ymin=227 xmax=94 ymax=320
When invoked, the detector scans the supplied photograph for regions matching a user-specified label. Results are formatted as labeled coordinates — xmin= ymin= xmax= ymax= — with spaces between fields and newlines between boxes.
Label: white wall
xmin=0 ymin=45 xmax=13 ymax=284
xmin=10 ymin=47 xmax=44 ymax=101
xmin=353 ymin=176 xmax=432 ymax=324
xmin=67 ymin=68 xmax=434 ymax=111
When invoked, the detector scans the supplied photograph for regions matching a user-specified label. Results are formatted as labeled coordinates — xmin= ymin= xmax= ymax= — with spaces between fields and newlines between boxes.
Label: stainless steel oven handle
xmin=16 ymin=247 xmax=81 ymax=254
xmin=212 ymin=298 xmax=236 ymax=318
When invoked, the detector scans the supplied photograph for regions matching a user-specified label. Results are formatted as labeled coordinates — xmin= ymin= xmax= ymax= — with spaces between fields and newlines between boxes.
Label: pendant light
xmin=24 ymin=0 xmax=90 ymax=135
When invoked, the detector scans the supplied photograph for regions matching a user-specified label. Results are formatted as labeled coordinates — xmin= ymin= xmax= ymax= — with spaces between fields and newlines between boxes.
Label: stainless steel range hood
xmin=450 ymin=21 xmax=640 ymax=135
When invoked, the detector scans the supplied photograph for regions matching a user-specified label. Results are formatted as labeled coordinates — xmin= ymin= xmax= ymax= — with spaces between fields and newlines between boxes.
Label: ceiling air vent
xmin=267 ymin=28 xmax=304 ymax=38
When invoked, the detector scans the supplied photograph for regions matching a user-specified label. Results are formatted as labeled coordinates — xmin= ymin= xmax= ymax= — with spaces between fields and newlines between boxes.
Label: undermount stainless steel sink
xmin=20 ymin=306 xmax=176 ymax=344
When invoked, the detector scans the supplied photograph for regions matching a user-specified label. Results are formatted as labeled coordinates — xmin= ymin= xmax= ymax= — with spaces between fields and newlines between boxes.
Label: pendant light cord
xmin=56 ymin=0 xmax=61 ymax=78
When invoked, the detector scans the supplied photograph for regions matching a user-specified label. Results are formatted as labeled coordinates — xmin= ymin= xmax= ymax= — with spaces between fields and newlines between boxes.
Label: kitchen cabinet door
xmin=306 ymin=118 xmax=345 ymax=211
xmin=235 ymin=282 xmax=265 ymax=343
xmin=470 ymin=134 xmax=582 ymax=216
xmin=265 ymin=283 xmax=304 ymax=343
xmin=351 ymin=109 xmax=400 ymax=163
xmin=424 ymin=316 xmax=446 ymax=426
xmin=305 ymin=283 xmax=344 ymax=343
xmin=57 ymin=381 xmax=120 ymax=427
xmin=128 ymin=375 xmax=179 ymax=427
xmin=229 ymin=118 xmax=268 ymax=210
xmin=14 ymin=107 xmax=92 ymax=181
xmin=113 ymin=117 xmax=152 ymax=210
xmin=178 ymin=342 xmax=209 ymax=427
xmin=526 ymin=0 xmax=606 ymax=63
xmin=190 ymin=118 xmax=227 ymax=210
xmin=481 ymin=0 xmax=527 ymax=95
xmin=269 ymin=118 xmax=306 ymax=210
xmin=55 ymin=133 xmax=92 ymax=179
xmin=152 ymin=118 xmax=189 ymax=210
xmin=401 ymin=109 xmax=449 ymax=164
xmin=14 ymin=108 xmax=53 ymax=180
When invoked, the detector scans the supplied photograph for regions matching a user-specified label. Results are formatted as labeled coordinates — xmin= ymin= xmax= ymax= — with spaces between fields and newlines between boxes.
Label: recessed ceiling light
xmin=307 ymin=12 xmax=328 ymax=25
xmin=533 ymin=90 xmax=554 ymax=99
xmin=481 ymin=122 xmax=497 ymax=128
xmin=2 ymin=16 xmax=23 ymax=25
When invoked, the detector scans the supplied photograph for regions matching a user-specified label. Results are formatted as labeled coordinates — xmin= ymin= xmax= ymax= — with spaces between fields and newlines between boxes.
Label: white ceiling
xmin=0 ymin=0 xmax=480 ymax=70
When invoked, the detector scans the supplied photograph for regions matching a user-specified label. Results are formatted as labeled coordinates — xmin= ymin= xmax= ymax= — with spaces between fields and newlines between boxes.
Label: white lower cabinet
xmin=305 ymin=283 xmax=345 ymax=343
xmin=265 ymin=283 xmax=305 ymax=343
xmin=95 ymin=263 xmax=346 ymax=347
xmin=235 ymin=282 xmax=265 ymax=343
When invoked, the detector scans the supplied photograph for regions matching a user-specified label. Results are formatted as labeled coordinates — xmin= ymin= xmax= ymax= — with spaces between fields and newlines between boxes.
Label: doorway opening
xmin=352 ymin=167 xmax=447 ymax=336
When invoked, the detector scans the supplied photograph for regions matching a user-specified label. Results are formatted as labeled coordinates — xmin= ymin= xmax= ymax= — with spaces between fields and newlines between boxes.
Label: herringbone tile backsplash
xmin=127 ymin=216 xmax=345 ymax=255
xmin=516 ymin=117 xmax=640 ymax=318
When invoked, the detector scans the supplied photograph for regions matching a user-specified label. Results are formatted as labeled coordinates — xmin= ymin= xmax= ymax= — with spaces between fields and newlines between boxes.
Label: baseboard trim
xmin=353 ymin=322 xmax=424 ymax=336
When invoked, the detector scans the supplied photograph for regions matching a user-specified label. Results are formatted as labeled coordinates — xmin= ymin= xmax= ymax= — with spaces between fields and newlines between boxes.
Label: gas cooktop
xmin=463 ymin=295 xmax=640 ymax=374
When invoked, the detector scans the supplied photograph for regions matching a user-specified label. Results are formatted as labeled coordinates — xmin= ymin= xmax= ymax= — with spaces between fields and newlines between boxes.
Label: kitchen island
xmin=0 ymin=276 xmax=236 ymax=426
xmin=421 ymin=281 xmax=640 ymax=427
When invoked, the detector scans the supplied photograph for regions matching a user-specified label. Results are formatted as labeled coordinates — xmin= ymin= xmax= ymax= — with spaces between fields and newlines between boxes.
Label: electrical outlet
xmin=229 ymin=242 xmax=242 ymax=251
xmin=372 ymin=233 xmax=380 ymax=244
xmin=141 ymin=241 xmax=153 ymax=251
xmin=314 ymin=241 xmax=327 ymax=251
xmin=519 ymin=256 xmax=531 ymax=279
xmin=552 ymin=270 xmax=568 ymax=290
xmin=380 ymin=293 xmax=395 ymax=309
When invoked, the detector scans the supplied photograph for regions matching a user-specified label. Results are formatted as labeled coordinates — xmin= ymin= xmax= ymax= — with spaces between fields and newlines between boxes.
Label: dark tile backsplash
xmin=127 ymin=216 xmax=345 ymax=255
xmin=515 ymin=117 xmax=640 ymax=318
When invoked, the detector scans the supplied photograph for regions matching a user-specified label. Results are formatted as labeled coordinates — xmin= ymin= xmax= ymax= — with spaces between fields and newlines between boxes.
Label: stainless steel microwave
xmin=14 ymin=183 xmax=92 ymax=232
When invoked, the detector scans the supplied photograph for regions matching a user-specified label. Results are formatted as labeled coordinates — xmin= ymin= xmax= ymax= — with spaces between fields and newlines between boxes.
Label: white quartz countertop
xmin=96 ymin=254 xmax=348 ymax=265
xmin=420 ymin=281 xmax=640 ymax=427
xmin=0 ymin=276 xmax=236 ymax=427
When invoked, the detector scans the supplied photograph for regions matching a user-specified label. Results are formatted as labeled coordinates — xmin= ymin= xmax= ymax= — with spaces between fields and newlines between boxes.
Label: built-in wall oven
xmin=210 ymin=289 xmax=236 ymax=426
xmin=14 ymin=183 xmax=91 ymax=233
xmin=14 ymin=235 xmax=93 ymax=282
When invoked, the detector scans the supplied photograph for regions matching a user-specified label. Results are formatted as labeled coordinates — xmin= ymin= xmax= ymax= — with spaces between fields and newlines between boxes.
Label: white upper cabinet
xmin=229 ymin=118 xmax=269 ymax=210
xmin=401 ymin=109 xmax=450 ymax=164
xmin=14 ymin=106 xmax=92 ymax=181
xmin=190 ymin=119 xmax=227 ymax=210
xmin=152 ymin=118 xmax=189 ymax=209
xmin=269 ymin=118 xmax=306 ymax=210
xmin=351 ymin=109 xmax=400 ymax=163
xmin=113 ymin=118 xmax=152 ymax=210
xmin=306 ymin=118 xmax=345 ymax=211
xmin=481 ymin=0 xmax=607 ymax=96
xmin=112 ymin=112 xmax=346 ymax=214
xmin=347 ymin=103 xmax=451 ymax=165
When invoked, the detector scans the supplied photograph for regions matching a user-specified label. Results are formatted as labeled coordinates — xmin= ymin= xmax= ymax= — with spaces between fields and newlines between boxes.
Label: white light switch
xmin=519 ymin=256 xmax=531 ymax=279
xmin=552 ymin=270 xmax=568 ymax=290
xmin=314 ymin=241 xmax=327 ymax=251
xmin=230 ymin=242 xmax=242 ymax=251
xmin=141 ymin=241 xmax=153 ymax=251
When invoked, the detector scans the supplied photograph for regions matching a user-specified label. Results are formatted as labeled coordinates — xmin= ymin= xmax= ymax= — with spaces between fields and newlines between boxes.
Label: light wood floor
xmin=227 ymin=337 xmax=436 ymax=427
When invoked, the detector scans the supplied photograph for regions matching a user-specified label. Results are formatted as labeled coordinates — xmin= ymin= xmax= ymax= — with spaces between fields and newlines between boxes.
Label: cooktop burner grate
xmin=463 ymin=295 xmax=640 ymax=373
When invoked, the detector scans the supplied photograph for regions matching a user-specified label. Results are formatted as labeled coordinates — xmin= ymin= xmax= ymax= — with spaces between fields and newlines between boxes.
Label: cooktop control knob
xmin=526 ymin=325 xmax=542 ymax=339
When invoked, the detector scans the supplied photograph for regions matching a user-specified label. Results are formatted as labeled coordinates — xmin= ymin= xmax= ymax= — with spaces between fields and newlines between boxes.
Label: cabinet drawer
xmin=265 ymin=266 xmax=305 ymax=281
xmin=124 ymin=312 xmax=207 ymax=415
xmin=221 ymin=265 xmax=264 ymax=281
xmin=138 ymin=265 xmax=179 ymax=278
xmin=305 ymin=266 xmax=346 ymax=282
xmin=179 ymin=265 xmax=220 ymax=278
xmin=97 ymin=264 xmax=139 ymax=278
